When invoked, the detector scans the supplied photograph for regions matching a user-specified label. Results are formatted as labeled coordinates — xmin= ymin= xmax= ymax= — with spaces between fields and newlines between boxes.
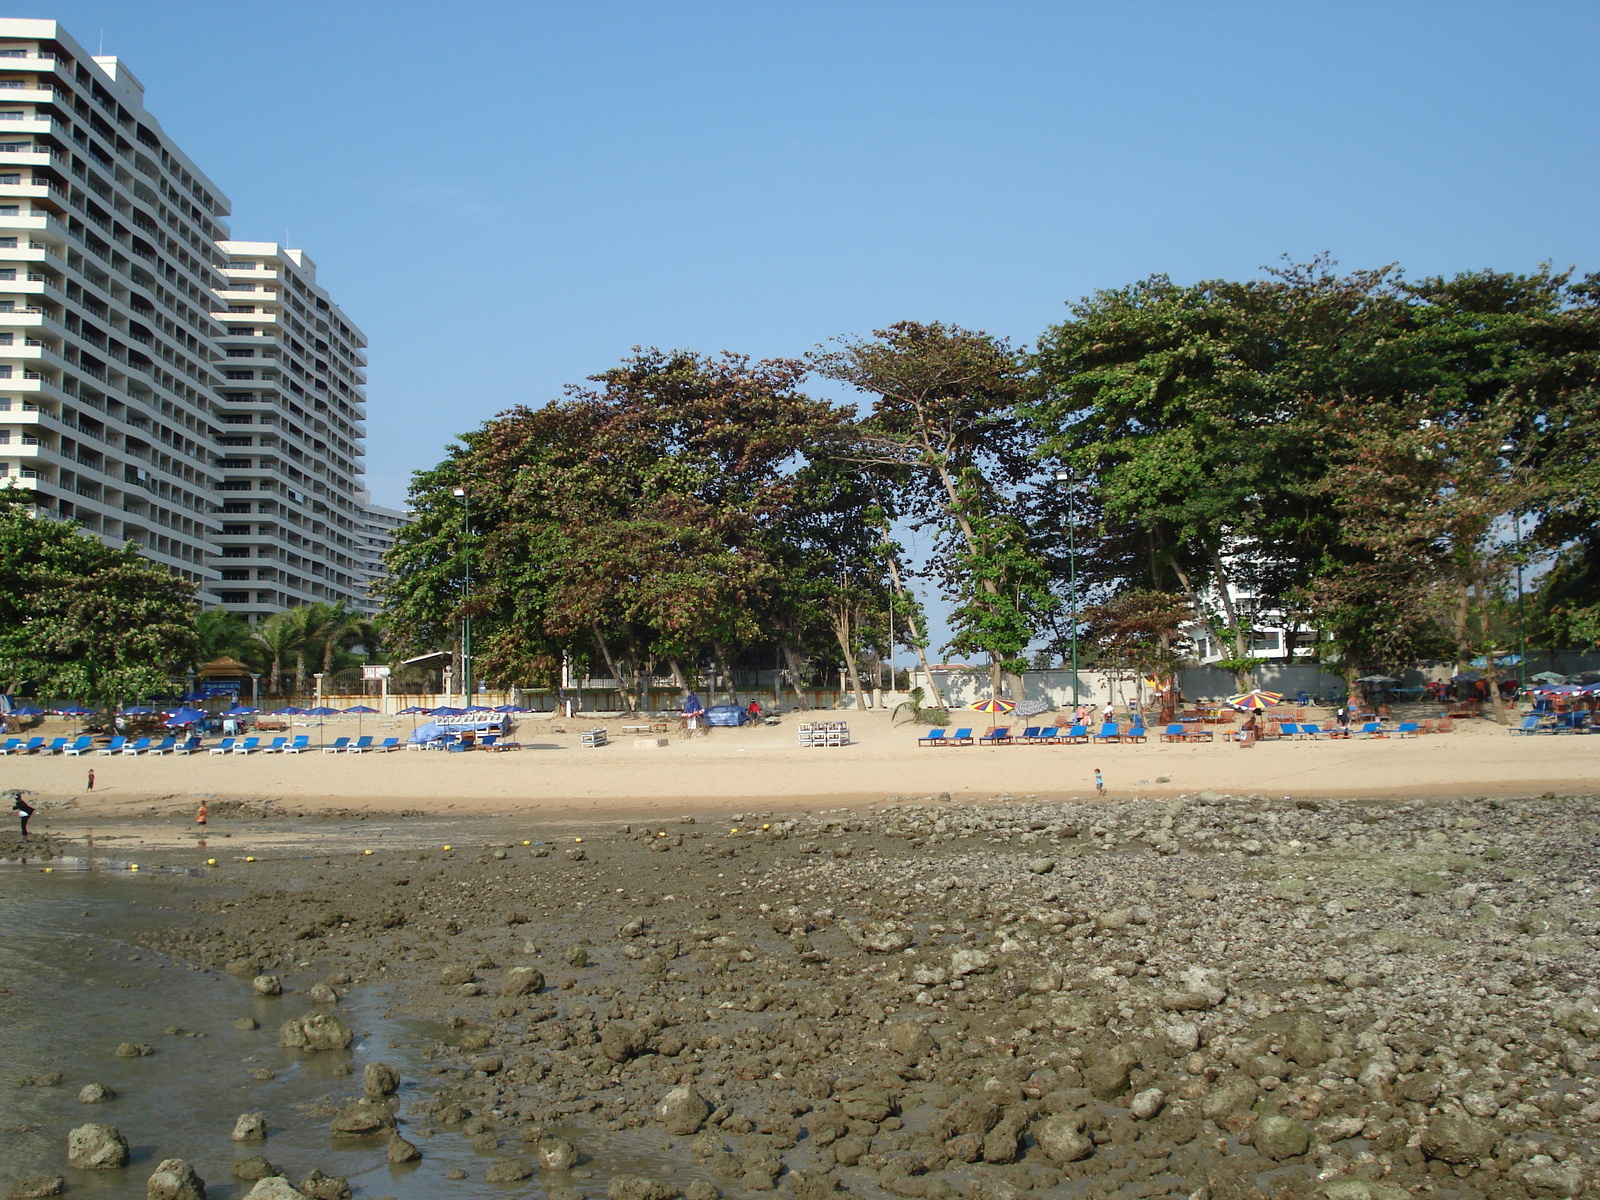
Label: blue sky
xmin=25 ymin=0 xmax=1600 ymax=642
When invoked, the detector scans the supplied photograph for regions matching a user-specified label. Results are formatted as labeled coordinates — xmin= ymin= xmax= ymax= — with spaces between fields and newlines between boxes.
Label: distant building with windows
xmin=353 ymin=490 xmax=407 ymax=616
xmin=0 ymin=20 xmax=396 ymax=621
xmin=211 ymin=242 xmax=371 ymax=621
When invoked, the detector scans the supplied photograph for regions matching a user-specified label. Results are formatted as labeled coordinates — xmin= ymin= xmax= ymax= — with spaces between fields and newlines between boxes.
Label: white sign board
xmin=362 ymin=665 xmax=391 ymax=680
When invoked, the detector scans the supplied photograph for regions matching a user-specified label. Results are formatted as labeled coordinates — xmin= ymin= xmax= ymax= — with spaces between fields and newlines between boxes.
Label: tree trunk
xmin=1166 ymin=554 xmax=1234 ymax=684
xmin=1208 ymin=550 xmax=1252 ymax=689
xmin=880 ymin=541 xmax=945 ymax=707
xmin=780 ymin=643 xmax=811 ymax=710
xmin=830 ymin=605 xmax=869 ymax=711
xmin=592 ymin=625 xmax=635 ymax=715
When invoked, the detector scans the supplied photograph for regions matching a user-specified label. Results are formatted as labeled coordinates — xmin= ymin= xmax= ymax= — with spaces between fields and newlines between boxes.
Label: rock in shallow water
xmin=278 ymin=1011 xmax=351 ymax=1051
xmin=232 ymin=1111 xmax=268 ymax=1140
xmin=66 ymin=1122 xmax=128 ymax=1170
xmin=145 ymin=1158 xmax=207 ymax=1200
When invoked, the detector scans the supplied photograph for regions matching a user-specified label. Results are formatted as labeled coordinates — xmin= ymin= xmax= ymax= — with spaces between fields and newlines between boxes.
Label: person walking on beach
xmin=196 ymin=801 xmax=207 ymax=829
xmin=86 ymin=767 xmax=94 ymax=791
xmin=12 ymin=792 xmax=33 ymax=836
xmin=1094 ymin=768 xmax=1105 ymax=796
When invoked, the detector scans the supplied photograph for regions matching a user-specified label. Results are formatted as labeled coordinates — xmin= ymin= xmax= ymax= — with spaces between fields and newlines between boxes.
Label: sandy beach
xmin=4 ymin=710 xmax=1598 ymax=824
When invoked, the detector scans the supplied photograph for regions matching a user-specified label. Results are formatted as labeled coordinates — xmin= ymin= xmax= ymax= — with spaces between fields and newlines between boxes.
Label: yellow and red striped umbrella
xmin=970 ymin=697 xmax=1017 ymax=713
xmin=1227 ymin=689 xmax=1283 ymax=710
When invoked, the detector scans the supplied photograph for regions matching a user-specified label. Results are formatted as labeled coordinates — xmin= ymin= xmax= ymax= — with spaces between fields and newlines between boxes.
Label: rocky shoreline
xmin=11 ymin=790 xmax=1600 ymax=1199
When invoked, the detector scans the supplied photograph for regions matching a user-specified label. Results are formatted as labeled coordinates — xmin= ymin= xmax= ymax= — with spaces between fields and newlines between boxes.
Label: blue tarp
xmin=408 ymin=716 xmax=511 ymax=744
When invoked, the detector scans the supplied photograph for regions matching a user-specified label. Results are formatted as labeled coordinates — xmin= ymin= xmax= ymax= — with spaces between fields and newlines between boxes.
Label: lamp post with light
xmin=452 ymin=487 xmax=472 ymax=703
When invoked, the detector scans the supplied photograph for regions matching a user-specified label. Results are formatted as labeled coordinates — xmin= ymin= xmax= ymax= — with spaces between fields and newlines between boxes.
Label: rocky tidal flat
xmin=8 ymin=790 xmax=1600 ymax=1200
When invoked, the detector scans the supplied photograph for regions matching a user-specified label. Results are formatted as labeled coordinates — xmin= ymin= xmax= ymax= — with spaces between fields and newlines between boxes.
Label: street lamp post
xmin=452 ymin=487 xmax=472 ymax=703
xmin=1054 ymin=469 xmax=1079 ymax=708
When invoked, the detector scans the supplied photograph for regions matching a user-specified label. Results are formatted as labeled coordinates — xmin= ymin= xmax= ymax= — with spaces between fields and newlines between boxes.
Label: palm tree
xmin=317 ymin=603 xmax=368 ymax=678
xmin=195 ymin=607 xmax=253 ymax=666
xmin=251 ymin=611 xmax=303 ymax=698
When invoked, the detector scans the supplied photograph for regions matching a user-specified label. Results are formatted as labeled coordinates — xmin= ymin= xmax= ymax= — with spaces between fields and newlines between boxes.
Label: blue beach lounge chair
xmin=62 ymin=736 xmax=94 ymax=756
xmin=95 ymin=736 xmax=126 ymax=755
xmin=174 ymin=737 xmax=203 ymax=755
xmin=0 ymin=738 xmax=19 ymax=755
xmin=1396 ymin=722 xmax=1419 ymax=738
xmin=208 ymin=737 xmax=236 ymax=755
xmin=21 ymin=736 xmax=45 ymax=754
xmin=150 ymin=736 xmax=177 ymax=754
xmin=1091 ymin=722 xmax=1121 ymax=744
xmin=121 ymin=737 xmax=152 ymax=755
xmin=1160 ymin=724 xmax=1186 ymax=743
xmin=346 ymin=736 xmax=375 ymax=753
xmin=375 ymin=737 xmax=400 ymax=752
xmin=979 ymin=727 xmax=1013 ymax=745
xmin=259 ymin=736 xmax=289 ymax=753
xmin=233 ymin=736 xmax=261 ymax=754
xmin=948 ymin=728 xmax=975 ymax=745
xmin=1058 ymin=724 xmax=1089 ymax=744
xmin=1029 ymin=726 xmax=1059 ymax=743
xmin=1298 ymin=723 xmax=1323 ymax=740
xmin=917 ymin=729 xmax=948 ymax=746
xmin=1122 ymin=722 xmax=1148 ymax=743
xmin=1357 ymin=722 xmax=1386 ymax=738
xmin=282 ymin=735 xmax=311 ymax=754
xmin=322 ymin=737 xmax=350 ymax=753
xmin=44 ymin=737 xmax=67 ymax=754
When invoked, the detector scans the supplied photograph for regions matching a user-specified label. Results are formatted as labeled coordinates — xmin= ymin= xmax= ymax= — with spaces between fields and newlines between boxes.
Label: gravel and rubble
xmin=105 ymin=790 xmax=1600 ymax=1200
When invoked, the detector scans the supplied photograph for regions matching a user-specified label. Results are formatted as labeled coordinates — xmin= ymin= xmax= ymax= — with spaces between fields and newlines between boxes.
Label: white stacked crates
xmin=797 ymin=721 xmax=850 ymax=747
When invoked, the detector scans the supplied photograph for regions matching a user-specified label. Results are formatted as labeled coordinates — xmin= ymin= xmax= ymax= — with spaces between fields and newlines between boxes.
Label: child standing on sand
xmin=1094 ymin=768 xmax=1105 ymax=796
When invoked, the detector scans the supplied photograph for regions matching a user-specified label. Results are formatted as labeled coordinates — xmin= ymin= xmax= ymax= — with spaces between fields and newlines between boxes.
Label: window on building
xmin=223 ymin=370 xmax=254 ymax=379
xmin=226 ymin=326 xmax=253 ymax=335
xmin=0 ymin=237 xmax=14 ymax=248
xmin=225 ymin=348 xmax=254 ymax=358
xmin=0 ymin=173 xmax=18 ymax=184
xmin=220 ymin=568 xmax=249 ymax=580
xmin=1250 ymin=631 xmax=1282 ymax=652
xmin=218 ymin=591 xmax=249 ymax=604
xmin=227 ymin=304 xmax=254 ymax=313
xmin=0 ymin=269 xmax=15 ymax=280
xmin=226 ymin=261 xmax=256 ymax=269
xmin=0 ymin=206 xmax=18 ymax=215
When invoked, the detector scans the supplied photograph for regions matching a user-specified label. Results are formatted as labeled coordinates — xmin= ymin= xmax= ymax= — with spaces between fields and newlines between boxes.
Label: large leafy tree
xmin=0 ymin=491 xmax=197 ymax=710
xmin=1028 ymin=261 xmax=1409 ymax=687
xmin=379 ymin=349 xmax=854 ymax=707
xmin=814 ymin=321 xmax=1052 ymax=700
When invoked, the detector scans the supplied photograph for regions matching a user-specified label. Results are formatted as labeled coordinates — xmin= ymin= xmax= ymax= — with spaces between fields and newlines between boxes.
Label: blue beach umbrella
xmin=164 ymin=707 xmax=207 ymax=727
xmin=341 ymin=705 xmax=378 ymax=714
xmin=119 ymin=706 xmax=156 ymax=716
xmin=269 ymin=706 xmax=306 ymax=716
xmin=55 ymin=704 xmax=93 ymax=716
xmin=398 ymin=705 xmax=428 ymax=714
xmin=429 ymin=706 xmax=462 ymax=716
xmin=304 ymin=706 xmax=341 ymax=717
xmin=224 ymin=704 xmax=258 ymax=716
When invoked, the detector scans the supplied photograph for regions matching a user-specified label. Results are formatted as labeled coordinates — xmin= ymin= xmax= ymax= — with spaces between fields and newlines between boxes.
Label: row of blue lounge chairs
xmin=1510 ymin=714 xmax=1593 ymax=735
xmin=917 ymin=719 xmax=1425 ymax=747
xmin=0 ymin=735 xmax=204 ymax=756
xmin=0 ymin=734 xmax=403 ymax=756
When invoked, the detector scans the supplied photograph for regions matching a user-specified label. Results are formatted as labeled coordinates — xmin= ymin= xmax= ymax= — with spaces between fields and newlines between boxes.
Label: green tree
xmin=379 ymin=350 xmax=854 ymax=708
xmin=814 ymin=321 xmax=1051 ymax=701
xmin=1028 ymin=262 xmax=1408 ymax=688
xmin=195 ymin=606 xmax=253 ymax=665
xmin=0 ymin=491 xmax=197 ymax=711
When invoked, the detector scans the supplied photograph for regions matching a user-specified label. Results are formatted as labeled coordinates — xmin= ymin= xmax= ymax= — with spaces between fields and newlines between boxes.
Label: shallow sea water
xmin=0 ymin=859 xmax=707 ymax=1199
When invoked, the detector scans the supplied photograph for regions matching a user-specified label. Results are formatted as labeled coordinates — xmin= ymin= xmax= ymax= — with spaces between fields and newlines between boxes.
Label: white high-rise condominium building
xmin=353 ymin=490 xmax=408 ymax=617
xmin=0 ymin=20 xmax=230 ymax=596
xmin=0 ymin=20 xmax=400 ymax=619
xmin=212 ymin=242 xmax=371 ymax=620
